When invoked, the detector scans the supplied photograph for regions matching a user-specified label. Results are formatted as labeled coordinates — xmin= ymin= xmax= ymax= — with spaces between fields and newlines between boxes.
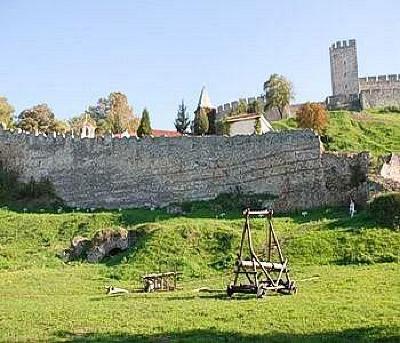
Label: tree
xmin=248 ymin=99 xmax=264 ymax=115
xmin=231 ymin=99 xmax=248 ymax=116
xmin=295 ymin=102 xmax=328 ymax=135
xmin=193 ymin=107 xmax=209 ymax=135
xmin=84 ymin=92 xmax=139 ymax=135
xmin=264 ymin=74 xmax=294 ymax=119
xmin=0 ymin=97 xmax=15 ymax=128
xmin=137 ymin=108 xmax=152 ymax=137
xmin=108 ymin=92 xmax=136 ymax=134
xmin=50 ymin=119 xmax=69 ymax=134
xmin=174 ymin=100 xmax=190 ymax=134
xmin=17 ymin=104 xmax=56 ymax=133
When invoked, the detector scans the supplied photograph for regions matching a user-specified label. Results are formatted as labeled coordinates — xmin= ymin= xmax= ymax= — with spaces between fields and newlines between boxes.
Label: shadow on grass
xmin=55 ymin=327 xmax=399 ymax=343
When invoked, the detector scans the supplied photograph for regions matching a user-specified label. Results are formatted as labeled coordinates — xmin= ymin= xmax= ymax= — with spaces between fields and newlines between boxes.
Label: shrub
xmin=369 ymin=193 xmax=400 ymax=227
xmin=296 ymin=102 xmax=328 ymax=135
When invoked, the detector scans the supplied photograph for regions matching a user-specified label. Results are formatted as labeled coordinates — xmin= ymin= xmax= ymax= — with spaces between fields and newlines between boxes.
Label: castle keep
xmin=0 ymin=128 xmax=368 ymax=212
xmin=327 ymin=39 xmax=400 ymax=110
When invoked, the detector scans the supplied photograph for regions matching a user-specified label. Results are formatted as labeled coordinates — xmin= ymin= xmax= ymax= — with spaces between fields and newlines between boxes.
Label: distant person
xmin=349 ymin=198 xmax=355 ymax=218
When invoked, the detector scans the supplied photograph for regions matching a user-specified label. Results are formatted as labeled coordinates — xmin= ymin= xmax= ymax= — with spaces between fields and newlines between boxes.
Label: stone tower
xmin=329 ymin=39 xmax=359 ymax=96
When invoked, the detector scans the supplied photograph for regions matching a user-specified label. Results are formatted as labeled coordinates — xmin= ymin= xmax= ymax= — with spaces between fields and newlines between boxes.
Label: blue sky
xmin=1 ymin=0 xmax=399 ymax=129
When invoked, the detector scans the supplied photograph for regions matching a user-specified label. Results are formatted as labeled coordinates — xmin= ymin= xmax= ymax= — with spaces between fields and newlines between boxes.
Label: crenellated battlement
xmin=0 ymin=126 xmax=117 ymax=145
xmin=0 ymin=124 xmax=318 ymax=149
xmin=330 ymin=39 xmax=356 ymax=50
xmin=216 ymin=95 xmax=266 ymax=114
xmin=359 ymin=74 xmax=400 ymax=84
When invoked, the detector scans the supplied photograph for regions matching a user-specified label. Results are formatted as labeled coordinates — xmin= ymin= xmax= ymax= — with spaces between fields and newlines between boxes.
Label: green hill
xmin=272 ymin=110 xmax=400 ymax=164
xmin=0 ymin=206 xmax=399 ymax=341
xmin=1 ymin=207 xmax=398 ymax=276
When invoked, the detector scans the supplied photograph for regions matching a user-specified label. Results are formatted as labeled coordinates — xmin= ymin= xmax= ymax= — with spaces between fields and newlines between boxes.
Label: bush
xmin=369 ymin=193 xmax=400 ymax=227
xmin=0 ymin=166 xmax=61 ymax=208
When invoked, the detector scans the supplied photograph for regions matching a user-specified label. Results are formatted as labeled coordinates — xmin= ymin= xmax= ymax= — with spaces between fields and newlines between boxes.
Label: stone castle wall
xmin=0 ymin=128 xmax=369 ymax=212
xmin=359 ymin=74 xmax=400 ymax=108
xmin=328 ymin=39 xmax=400 ymax=109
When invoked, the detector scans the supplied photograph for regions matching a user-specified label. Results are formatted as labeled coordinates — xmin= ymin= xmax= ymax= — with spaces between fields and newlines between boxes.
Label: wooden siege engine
xmin=227 ymin=208 xmax=297 ymax=298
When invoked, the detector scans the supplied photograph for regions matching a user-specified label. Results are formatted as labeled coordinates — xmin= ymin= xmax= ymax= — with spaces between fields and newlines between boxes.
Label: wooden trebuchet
xmin=226 ymin=208 xmax=297 ymax=298
xmin=143 ymin=271 xmax=182 ymax=293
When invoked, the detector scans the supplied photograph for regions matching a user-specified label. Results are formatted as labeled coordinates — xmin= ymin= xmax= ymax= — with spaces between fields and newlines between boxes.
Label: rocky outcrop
xmin=86 ymin=228 xmax=129 ymax=263
xmin=380 ymin=153 xmax=400 ymax=184
xmin=62 ymin=227 xmax=134 ymax=263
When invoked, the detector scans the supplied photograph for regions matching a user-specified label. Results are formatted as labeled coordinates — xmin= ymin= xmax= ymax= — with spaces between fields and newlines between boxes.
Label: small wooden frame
xmin=227 ymin=208 xmax=297 ymax=298
xmin=142 ymin=271 xmax=182 ymax=293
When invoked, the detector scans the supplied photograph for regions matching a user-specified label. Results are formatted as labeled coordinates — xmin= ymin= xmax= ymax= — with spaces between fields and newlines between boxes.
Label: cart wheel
xmin=256 ymin=284 xmax=266 ymax=298
xmin=226 ymin=285 xmax=234 ymax=298
xmin=289 ymin=281 xmax=298 ymax=295
xmin=144 ymin=280 xmax=155 ymax=293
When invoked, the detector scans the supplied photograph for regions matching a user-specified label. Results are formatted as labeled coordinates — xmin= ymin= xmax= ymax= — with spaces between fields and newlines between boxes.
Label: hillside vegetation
xmin=0 ymin=206 xmax=399 ymax=341
xmin=272 ymin=110 xmax=400 ymax=161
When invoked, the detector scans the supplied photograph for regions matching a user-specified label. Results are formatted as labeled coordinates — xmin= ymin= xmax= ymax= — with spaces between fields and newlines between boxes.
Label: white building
xmin=225 ymin=113 xmax=273 ymax=136
xmin=80 ymin=114 xmax=96 ymax=138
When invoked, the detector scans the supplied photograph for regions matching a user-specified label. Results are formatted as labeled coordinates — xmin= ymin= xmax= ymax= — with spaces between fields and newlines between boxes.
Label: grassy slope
xmin=1 ymin=264 xmax=398 ymax=342
xmin=272 ymin=110 xmax=400 ymax=161
xmin=0 ymin=207 xmax=399 ymax=341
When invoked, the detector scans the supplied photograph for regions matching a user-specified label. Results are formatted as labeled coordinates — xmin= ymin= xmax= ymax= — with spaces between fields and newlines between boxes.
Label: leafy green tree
xmin=17 ymin=104 xmax=57 ymax=133
xmin=264 ymin=74 xmax=294 ymax=119
xmin=84 ymin=92 xmax=138 ymax=135
xmin=248 ymin=99 xmax=264 ymax=115
xmin=50 ymin=119 xmax=69 ymax=134
xmin=137 ymin=108 xmax=152 ymax=137
xmin=174 ymin=100 xmax=190 ymax=134
xmin=207 ymin=109 xmax=216 ymax=135
xmin=216 ymin=119 xmax=231 ymax=135
xmin=0 ymin=97 xmax=15 ymax=128
xmin=193 ymin=108 xmax=209 ymax=135
xmin=108 ymin=92 xmax=136 ymax=134
xmin=231 ymin=99 xmax=248 ymax=116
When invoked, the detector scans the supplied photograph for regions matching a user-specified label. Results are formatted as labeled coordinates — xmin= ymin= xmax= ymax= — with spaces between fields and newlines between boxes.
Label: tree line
xmin=1 ymin=74 xmax=328 ymax=138
xmin=0 ymin=92 xmax=153 ymax=137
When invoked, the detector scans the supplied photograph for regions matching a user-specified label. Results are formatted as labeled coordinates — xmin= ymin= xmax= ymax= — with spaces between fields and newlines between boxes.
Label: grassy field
xmin=272 ymin=110 xmax=400 ymax=166
xmin=0 ymin=206 xmax=399 ymax=342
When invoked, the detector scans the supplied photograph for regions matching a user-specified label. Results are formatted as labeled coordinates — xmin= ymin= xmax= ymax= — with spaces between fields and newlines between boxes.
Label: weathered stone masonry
xmin=327 ymin=39 xmax=400 ymax=110
xmin=0 ymin=128 xmax=368 ymax=212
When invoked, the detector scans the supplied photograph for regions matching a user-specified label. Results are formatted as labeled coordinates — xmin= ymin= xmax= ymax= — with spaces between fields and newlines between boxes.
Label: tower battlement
xmin=329 ymin=39 xmax=359 ymax=98
xmin=330 ymin=39 xmax=356 ymax=50
xmin=328 ymin=38 xmax=400 ymax=110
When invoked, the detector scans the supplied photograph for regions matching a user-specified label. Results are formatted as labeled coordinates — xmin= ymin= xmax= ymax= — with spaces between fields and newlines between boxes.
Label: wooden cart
xmin=227 ymin=208 xmax=297 ymax=298
xmin=143 ymin=271 xmax=182 ymax=293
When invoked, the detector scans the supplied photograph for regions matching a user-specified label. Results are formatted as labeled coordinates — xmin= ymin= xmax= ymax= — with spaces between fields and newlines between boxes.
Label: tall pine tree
xmin=174 ymin=100 xmax=190 ymax=134
xmin=137 ymin=108 xmax=152 ymax=137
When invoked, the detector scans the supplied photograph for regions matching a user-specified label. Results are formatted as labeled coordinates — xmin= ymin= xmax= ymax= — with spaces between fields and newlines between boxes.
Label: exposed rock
xmin=71 ymin=236 xmax=91 ymax=258
xmin=380 ymin=153 xmax=400 ymax=184
xmin=87 ymin=228 xmax=129 ymax=263
xmin=62 ymin=227 xmax=133 ymax=263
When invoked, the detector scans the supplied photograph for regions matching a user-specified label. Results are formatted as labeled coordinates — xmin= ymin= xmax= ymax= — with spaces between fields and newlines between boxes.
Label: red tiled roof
xmin=151 ymin=129 xmax=182 ymax=137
